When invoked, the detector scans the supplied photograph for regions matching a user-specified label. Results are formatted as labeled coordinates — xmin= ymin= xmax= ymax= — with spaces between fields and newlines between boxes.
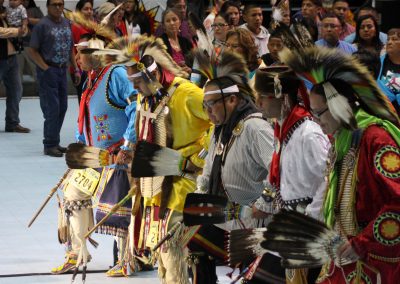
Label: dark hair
xmin=303 ymin=0 xmax=323 ymax=7
xmin=354 ymin=15 xmax=382 ymax=52
xmin=355 ymin=6 xmax=379 ymax=21
xmin=161 ymin=8 xmax=182 ymax=25
xmin=243 ymin=4 xmax=261 ymax=15
xmin=321 ymin=12 xmax=341 ymax=22
xmin=226 ymin=28 xmax=259 ymax=72
xmin=353 ymin=49 xmax=381 ymax=79
xmin=220 ymin=1 xmax=241 ymax=26
xmin=333 ymin=0 xmax=348 ymax=4
xmin=207 ymin=76 xmax=254 ymax=99
xmin=312 ymin=79 xmax=359 ymax=107
xmin=220 ymin=1 xmax=241 ymax=15
xmin=76 ymin=0 xmax=93 ymax=11
xmin=166 ymin=0 xmax=184 ymax=8
xmin=46 ymin=0 xmax=63 ymax=7
xmin=26 ymin=0 xmax=38 ymax=9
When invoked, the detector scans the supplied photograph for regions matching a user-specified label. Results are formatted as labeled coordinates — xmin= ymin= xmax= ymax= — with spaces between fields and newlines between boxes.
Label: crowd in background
xmin=0 ymin=0 xmax=399 ymax=146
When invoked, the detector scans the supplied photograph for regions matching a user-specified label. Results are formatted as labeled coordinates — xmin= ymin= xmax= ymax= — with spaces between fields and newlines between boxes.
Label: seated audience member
xmin=344 ymin=6 xmax=387 ymax=44
xmin=261 ymin=30 xmax=284 ymax=67
xmin=220 ymin=0 xmax=241 ymax=27
xmin=378 ymin=28 xmax=400 ymax=115
xmin=315 ymin=13 xmax=356 ymax=54
xmin=159 ymin=8 xmax=193 ymax=75
xmin=240 ymin=4 xmax=270 ymax=57
xmin=353 ymin=14 xmax=384 ymax=55
xmin=332 ymin=0 xmax=355 ymax=40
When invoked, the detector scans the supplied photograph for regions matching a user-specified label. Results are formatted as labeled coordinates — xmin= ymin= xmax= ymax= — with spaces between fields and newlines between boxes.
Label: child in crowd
xmin=6 ymin=0 xmax=28 ymax=53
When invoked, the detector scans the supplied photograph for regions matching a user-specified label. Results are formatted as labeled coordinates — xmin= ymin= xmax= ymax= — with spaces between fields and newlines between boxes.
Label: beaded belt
xmin=283 ymin=197 xmax=313 ymax=213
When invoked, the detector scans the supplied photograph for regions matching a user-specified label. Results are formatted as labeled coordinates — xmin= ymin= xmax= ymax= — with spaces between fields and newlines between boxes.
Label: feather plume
xmin=228 ymin=228 xmax=268 ymax=266
xmin=65 ymin=143 xmax=113 ymax=169
xmin=280 ymin=47 xmax=400 ymax=125
xmin=64 ymin=11 xmax=117 ymax=42
xmin=272 ymin=8 xmax=283 ymax=23
xmin=228 ymin=210 xmax=346 ymax=269
xmin=131 ymin=141 xmax=192 ymax=178
xmin=94 ymin=36 xmax=188 ymax=78
xmin=100 ymin=3 xmax=123 ymax=26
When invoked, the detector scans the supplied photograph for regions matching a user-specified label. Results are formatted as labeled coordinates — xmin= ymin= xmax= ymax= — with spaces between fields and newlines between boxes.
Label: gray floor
xmin=0 ymin=97 xmax=234 ymax=284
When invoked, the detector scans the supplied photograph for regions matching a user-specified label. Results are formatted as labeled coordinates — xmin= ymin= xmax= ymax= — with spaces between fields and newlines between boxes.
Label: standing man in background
xmin=27 ymin=0 xmax=79 ymax=157
xmin=0 ymin=0 xmax=30 ymax=133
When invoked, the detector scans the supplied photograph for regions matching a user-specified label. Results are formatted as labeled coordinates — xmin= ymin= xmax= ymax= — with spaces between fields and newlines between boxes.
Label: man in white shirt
xmin=255 ymin=66 xmax=330 ymax=283
xmin=240 ymin=4 xmax=269 ymax=57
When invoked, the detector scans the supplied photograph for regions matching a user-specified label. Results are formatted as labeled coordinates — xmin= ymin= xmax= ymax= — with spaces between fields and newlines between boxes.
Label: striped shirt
xmin=198 ymin=113 xmax=274 ymax=206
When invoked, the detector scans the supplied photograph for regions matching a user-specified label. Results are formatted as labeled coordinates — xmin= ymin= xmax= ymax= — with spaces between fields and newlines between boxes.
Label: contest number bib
xmin=146 ymin=221 xmax=159 ymax=248
xmin=70 ymin=168 xmax=101 ymax=196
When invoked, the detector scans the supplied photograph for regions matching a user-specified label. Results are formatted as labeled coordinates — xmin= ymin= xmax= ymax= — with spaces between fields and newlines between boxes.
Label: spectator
xmin=159 ymin=8 xmax=193 ymax=75
xmin=270 ymin=0 xmax=291 ymax=29
xmin=71 ymin=0 xmax=93 ymax=103
xmin=240 ymin=4 xmax=270 ymax=57
xmin=295 ymin=0 xmax=323 ymax=38
xmin=344 ymin=6 xmax=387 ymax=44
xmin=203 ymin=0 xmax=226 ymax=34
xmin=119 ymin=0 xmax=150 ymax=37
xmin=378 ymin=28 xmax=400 ymax=115
xmin=154 ymin=0 xmax=193 ymax=42
xmin=332 ymin=0 xmax=355 ymax=40
xmin=18 ymin=0 xmax=43 ymax=82
xmin=315 ymin=13 xmax=356 ymax=54
xmin=260 ymin=30 xmax=284 ymax=67
xmin=353 ymin=15 xmax=384 ymax=55
xmin=97 ymin=2 xmax=123 ymax=36
xmin=6 ymin=0 xmax=28 ymax=53
xmin=226 ymin=28 xmax=259 ymax=77
xmin=211 ymin=13 xmax=229 ymax=55
xmin=27 ymin=0 xmax=79 ymax=157
xmin=220 ymin=1 xmax=241 ymax=27
xmin=0 ymin=0 xmax=30 ymax=133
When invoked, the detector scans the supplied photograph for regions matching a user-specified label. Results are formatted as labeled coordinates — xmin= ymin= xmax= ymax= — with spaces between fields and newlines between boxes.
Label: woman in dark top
xmin=353 ymin=14 xmax=384 ymax=54
xmin=119 ymin=0 xmax=150 ymax=37
xmin=159 ymin=8 xmax=193 ymax=75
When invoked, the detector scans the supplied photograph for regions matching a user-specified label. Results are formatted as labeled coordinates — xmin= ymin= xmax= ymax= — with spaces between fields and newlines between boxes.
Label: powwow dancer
xmin=97 ymin=35 xmax=211 ymax=284
xmin=51 ymin=12 xmax=137 ymax=278
xmin=253 ymin=66 xmax=330 ymax=283
xmin=282 ymin=46 xmax=400 ymax=284
xmin=189 ymin=49 xmax=281 ymax=284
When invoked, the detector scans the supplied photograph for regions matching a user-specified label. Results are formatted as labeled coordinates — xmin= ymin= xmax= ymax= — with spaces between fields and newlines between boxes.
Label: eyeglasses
xmin=310 ymin=107 xmax=329 ymax=119
xmin=202 ymin=97 xmax=226 ymax=109
xmin=211 ymin=23 xmax=229 ymax=28
xmin=49 ymin=3 xmax=64 ymax=8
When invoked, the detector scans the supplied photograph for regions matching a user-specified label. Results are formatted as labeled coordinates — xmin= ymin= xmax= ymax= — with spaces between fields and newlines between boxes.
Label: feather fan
xmin=131 ymin=141 xmax=193 ymax=178
xmin=65 ymin=143 xmax=113 ymax=169
xmin=228 ymin=210 xmax=347 ymax=269
xmin=183 ymin=193 xmax=252 ymax=226
xmin=280 ymin=47 xmax=400 ymax=125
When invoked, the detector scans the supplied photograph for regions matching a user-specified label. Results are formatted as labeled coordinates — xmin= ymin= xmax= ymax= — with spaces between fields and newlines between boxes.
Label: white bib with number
xmin=69 ymin=168 xmax=101 ymax=196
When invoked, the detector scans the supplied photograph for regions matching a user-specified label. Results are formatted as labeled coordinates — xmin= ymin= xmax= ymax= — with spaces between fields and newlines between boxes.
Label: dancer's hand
xmin=115 ymin=149 xmax=133 ymax=165
xmin=251 ymin=205 xmax=270 ymax=219
xmin=336 ymin=240 xmax=359 ymax=263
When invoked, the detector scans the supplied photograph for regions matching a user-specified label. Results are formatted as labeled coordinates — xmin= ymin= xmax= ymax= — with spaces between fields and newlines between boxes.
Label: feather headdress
xmin=194 ymin=48 xmax=249 ymax=91
xmin=280 ymin=46 xmax=400 ymax=126
xmin=64 ymin=11 xmax=117 ymax=52
xmin=270 ymin=0 xmax=290 ymax=30
xmin=94 ymin=35 xmax=188 ymax=78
